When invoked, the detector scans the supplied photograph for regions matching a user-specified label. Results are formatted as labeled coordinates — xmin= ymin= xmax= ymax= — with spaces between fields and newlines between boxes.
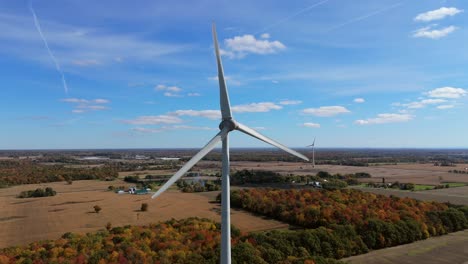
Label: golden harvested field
xmin=221 ymin=161 xmax=468 ymax=185
xmin=343 ymin=229 xmax=468 ymax=264
xmin=0 ymin=180 xmax=287 ymax=248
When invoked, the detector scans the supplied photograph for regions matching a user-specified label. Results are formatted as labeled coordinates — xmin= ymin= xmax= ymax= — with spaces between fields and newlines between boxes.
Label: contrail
xmin=325 ymin=2 xmax=403 ymax=32
xmin=29 ymin=1 xmax=68 ymax=93
xmin=255 ymin=0 xmax=330 ymax=35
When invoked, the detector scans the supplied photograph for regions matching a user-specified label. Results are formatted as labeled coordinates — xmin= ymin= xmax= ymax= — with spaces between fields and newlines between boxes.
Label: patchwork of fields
xmin=1 ymin=161 xmax=468 ymax=263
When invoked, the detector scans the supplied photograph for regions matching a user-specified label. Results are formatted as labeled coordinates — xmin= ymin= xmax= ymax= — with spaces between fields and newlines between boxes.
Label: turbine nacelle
xmin=219 ymin=119 xmax=237 ymax=132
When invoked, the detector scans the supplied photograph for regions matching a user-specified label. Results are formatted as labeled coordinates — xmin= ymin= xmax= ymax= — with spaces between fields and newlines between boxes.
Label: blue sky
xmin=0 ymin=0 xmax=467 ymax=149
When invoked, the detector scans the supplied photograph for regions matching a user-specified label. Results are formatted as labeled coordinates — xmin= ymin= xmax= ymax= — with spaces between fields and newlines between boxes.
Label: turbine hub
xmin=219 ymin=119 xmax=237 ymax=131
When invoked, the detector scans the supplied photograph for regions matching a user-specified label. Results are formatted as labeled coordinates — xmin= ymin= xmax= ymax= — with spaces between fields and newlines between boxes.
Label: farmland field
xmin=350 ymin=186 xmax=468 ymax=206
xmin=215 ymin=161 xmax=468 ymax=185
xmin=0 ymin=180 xmax=286 ymax=248
xmin=343 ymin=229 xmax=468 ymax=264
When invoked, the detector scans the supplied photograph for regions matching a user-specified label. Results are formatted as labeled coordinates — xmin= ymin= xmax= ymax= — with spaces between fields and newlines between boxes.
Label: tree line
xmin=227 ymin=188 xmax=468 ymax=251
xmin=0 ymin=160 xmax=118 ymax=187
xmin=0 ymin=217 xmax=343 ymax=264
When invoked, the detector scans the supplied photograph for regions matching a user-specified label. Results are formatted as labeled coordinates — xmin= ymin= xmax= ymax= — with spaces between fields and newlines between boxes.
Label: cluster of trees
xmin=315 ymin=171 xmax=372 ymax=189
xmin=116 ymin=161 xmax=180 ymax=172
xmin=123 ymin=175 xmax=140 ymax=183
xmin=177 ymin=180 xmax=221 ymax=193
xmin=227 ymin=188 xmax=468 ymax=251
xmin=434 ymin=161 xmax=455 ymax=167
xmin=367 ymin=181 xmax=416 ymax=191
xmin=449 ymin=169 xmax=468 ymax=174
xmin=0 ymin=217 xmax=343 ymax=264
xmin=0 ymin=160 xmax=118 ymax=187
xmin=321 ymin=179 xmax=348 ymax=190
xmin=229 ymin=170 xmax=368 ymax=189
xmin=17 ymin=187 xmax=56 ymax=198
xmin=107 ymin=185 xmax=126 ymax=192
xmin=231 ymin=170 xmax=291 ymax=185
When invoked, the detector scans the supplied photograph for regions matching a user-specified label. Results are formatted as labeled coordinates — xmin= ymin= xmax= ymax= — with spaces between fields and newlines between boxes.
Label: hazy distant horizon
xmin=1 ymin=147 xmax=468 ymax=152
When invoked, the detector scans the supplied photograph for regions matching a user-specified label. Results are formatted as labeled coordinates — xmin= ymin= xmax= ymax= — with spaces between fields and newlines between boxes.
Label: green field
xmin=414 ymin=184 xmax=435 ymax=191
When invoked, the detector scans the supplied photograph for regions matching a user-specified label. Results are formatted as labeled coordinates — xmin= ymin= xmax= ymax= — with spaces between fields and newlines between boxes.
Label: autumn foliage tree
xmin=228 ymin=188 xmax=468 ymax=250
xmin=0 ymin=218 xmax=346 ymax=264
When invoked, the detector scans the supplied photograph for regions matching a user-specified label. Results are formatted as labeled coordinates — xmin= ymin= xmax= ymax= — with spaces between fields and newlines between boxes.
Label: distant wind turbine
xmin=307 ymin=137 xmax=316 ymax=168
xmin=151 ymin=24 xmax=309 ymax=264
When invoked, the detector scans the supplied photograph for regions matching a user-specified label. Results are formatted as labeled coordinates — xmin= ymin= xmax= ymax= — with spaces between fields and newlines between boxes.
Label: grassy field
xmin=343 ymin=230 xmax=468 ymax=264
xmin=413 ymin=184 xmax=436 ymax=191
xmin=444 ymin=182 xmax=467 ymax=188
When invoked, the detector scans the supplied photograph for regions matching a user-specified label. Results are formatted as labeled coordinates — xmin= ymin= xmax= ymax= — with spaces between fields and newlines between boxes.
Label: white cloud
xmin=303 ymin=122 xmax=321 ymax=128
xmin=404 ymin=98 xmax=447 ymax=109
xmin=354 ymin=98 xmax=365 ymax=103
xmin=93 ymin=99 xmax=110 ymax=104
xmin=132 ymin=127 xmax=162 ymax=133
xmin=123 ymin=115 xmax=183 ymax=125
xmin=187 ymin=93 xmax=201 ymax=97
xmin=231 ymin=102 xmax=282 ymax=113
xmin=169 ymin=102 xmax=283 ymax=120
xmin=61 ymin=97 xmax=110 ymax=113
xmin=260 ymin=33 xmax=270 ymax=39
xmin=413 ymin=25 xmax=457 ymax=39
xmin=61 ymin=98 xmax=88 ymax=104
xmin=61 ymin=98 xmax=109 ymax=104
xmin=132 ymin=125 xmax=214 ymax=133
xmin=156 ymin=84 xmax=183 ymax=97
xmin=156 ymin=84 xmax=182 ymax=92
xmin=414 ymin=7 xmax=463 ymax=22
xmin=164 ymin=92 xmax=182 ymax=97
xmin=223 ymin=34 xmax=286 ymax=58
xmin=437 ymin=104 xmax=454 ymax=109
xmin=302 ymin=106 xmax=351 ymax=117
xmin=172 ymin=110 xmax=221 ymax=120
xmin=279 ymin=100 xmax=302 ymax=105
xmin=77 ymin=105 xmax=107 ymax=110
xmin=427 ymin=87 xmax=467 ymax=98
xmin=355 ymin=113 xmax=413 ymax=125
xmin=167 ymin=86 xmax=182 ymax=92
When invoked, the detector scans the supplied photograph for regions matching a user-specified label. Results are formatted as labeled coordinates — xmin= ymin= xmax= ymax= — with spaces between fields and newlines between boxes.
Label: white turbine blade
xmin=151 ymin=128 xmax=228 ymax=199
xmin=212 ymin=23 xmax=232 ymax=120
xmin=236 ymin=122 xmax=309 ymax=161
xmin=312 ymin=137 xmax=316 ymax=146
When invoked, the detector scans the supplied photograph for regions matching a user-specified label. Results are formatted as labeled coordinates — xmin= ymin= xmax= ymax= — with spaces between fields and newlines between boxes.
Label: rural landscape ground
xmin=1 ymin=149 xmax=468 ymax=263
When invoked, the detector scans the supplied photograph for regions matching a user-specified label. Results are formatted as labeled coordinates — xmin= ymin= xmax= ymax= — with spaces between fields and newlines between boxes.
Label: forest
xmin=0 ymin=160 xmax=118 ymax=187
xmin=228 ymin=189 xmax=468 ymax=250
xmin=0 ymin=217 xmax=343 ymax=264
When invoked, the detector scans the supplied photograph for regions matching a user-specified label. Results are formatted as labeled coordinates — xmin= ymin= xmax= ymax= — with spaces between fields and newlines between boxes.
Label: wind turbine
xmin=151 ymin=24 xmax=309 ymax=264
xmin=307 ymin=137 xmax=316 ymax=168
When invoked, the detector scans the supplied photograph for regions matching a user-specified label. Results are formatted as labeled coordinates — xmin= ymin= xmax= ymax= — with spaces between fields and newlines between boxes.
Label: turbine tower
xmin=307 ymin=137 xmax=316 ymax=168
xmin=151 ymin=24 xmax=309 ymax=264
